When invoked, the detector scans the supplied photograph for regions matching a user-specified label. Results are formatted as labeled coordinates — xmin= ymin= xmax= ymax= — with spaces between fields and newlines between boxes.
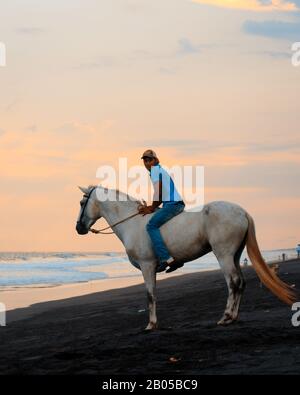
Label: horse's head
xmin=76 ymin=186 xmax=101 ymax=235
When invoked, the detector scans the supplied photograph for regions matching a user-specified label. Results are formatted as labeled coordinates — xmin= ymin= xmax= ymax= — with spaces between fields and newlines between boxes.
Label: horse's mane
xmin=88 ymin=185 xmax=142 ymax=205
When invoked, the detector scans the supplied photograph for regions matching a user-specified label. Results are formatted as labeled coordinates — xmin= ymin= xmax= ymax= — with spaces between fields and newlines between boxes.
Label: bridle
xmin=77 ymin=186 xmax=145 ymax=235
xmin=77 ymin=186 xmax=96 ymax=228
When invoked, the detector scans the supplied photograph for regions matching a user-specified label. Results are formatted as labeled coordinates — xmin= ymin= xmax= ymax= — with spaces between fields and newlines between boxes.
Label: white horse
xmin=76 ymin=185 xmax=296 ymax=330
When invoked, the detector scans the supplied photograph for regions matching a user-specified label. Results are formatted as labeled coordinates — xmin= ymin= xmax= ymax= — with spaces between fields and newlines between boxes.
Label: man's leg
xmin=146 ymin=203 xmax=184 ymax=271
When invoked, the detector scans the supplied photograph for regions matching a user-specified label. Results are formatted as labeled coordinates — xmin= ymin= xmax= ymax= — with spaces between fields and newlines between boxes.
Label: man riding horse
xmin=138 ymin=149 xmax=185 ymax=273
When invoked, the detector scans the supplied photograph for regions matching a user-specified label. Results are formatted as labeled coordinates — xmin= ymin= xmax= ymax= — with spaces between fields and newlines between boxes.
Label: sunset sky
xmin=0 ymin=0 xmax=299 ymax=252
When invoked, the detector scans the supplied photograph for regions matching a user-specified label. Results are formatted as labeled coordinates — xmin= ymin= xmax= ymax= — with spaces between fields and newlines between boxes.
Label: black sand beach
xmin=0 ymin=260 xmax=300 ymax=375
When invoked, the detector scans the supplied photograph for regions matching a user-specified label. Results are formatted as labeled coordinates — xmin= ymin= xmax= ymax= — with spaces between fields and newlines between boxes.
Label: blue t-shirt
xmin=150 ymin=164 xmax=183 ymax=206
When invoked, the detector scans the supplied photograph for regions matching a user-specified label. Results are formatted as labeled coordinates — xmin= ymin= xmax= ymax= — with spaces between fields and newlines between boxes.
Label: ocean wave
xmin=0 ymin=251 xmax=128 ymax=263
xmin=0 ymin=270 xmax=108 ymax=287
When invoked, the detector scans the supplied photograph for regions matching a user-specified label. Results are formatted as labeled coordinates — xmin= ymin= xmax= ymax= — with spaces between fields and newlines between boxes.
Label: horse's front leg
xmin=140 ymin=261 xmax=157 ymax=330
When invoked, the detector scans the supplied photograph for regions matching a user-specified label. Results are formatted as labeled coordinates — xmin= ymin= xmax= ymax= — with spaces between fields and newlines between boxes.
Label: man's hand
xmin=138 ymin=205 xmax=154 ymax=216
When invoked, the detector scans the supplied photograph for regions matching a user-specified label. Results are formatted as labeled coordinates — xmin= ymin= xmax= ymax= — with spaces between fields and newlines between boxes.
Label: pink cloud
xmin=191 ymin=0 xmax=299 ymax=11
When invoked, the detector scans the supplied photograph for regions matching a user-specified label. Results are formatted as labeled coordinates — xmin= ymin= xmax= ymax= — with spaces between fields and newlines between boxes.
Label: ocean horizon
xmin=0 ymin=248 xmax=298 ymax=290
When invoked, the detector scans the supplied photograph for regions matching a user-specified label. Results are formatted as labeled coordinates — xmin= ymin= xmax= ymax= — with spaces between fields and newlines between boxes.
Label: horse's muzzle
xmin=76 ymin=221 xmax=89 ymax=235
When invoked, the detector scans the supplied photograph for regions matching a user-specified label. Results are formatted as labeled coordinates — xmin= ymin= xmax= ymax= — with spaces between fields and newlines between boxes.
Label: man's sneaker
xmin=156 ymin=261 xmax=168 ymax=273
xmin=166 ymin=262 xmax=184 ymax=273
xmin=156 ymin=257 xmax=174 ymax=273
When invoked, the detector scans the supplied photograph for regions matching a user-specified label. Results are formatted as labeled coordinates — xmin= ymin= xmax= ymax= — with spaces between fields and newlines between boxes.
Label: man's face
xmin=143 ymin=157 xmax=156 ymax=171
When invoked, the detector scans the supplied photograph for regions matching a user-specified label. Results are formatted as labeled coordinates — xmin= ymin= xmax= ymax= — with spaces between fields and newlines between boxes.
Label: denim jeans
xmin=146 ymin=202 xmax=185 ymax=263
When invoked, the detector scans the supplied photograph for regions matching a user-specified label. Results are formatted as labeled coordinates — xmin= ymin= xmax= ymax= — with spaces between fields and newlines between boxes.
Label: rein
xmin=89 ymin=211 xmax=141 ymax=234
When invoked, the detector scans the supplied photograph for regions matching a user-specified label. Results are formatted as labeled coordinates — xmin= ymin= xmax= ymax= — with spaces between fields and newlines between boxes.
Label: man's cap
xmin=141 ymin=149 xmax=158 ymax=160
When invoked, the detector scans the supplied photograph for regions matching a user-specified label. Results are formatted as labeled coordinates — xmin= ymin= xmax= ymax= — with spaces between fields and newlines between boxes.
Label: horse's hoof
xmin=217 ymin=315 xmax=235 ymax=326
xmin=145 ymin=322 xmax=158 ymax=331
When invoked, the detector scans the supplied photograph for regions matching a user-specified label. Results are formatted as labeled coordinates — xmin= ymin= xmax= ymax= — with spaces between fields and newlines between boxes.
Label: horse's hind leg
xmin=215 ymin=253 xmax=245 ymax=326
xmin=139 ymin=261 xmax=158 ymax=330
xmin=232 ymin=237 xmax=246 ymax=320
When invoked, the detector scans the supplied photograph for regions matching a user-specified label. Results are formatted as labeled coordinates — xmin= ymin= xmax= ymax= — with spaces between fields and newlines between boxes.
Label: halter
xmin=77 ymin=187 xmax=146 ymax=235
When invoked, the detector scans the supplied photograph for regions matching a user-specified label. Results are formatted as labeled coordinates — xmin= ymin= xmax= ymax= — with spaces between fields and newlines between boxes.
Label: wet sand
xmin=0 ymin=277 xmax=145 ymax=321
xmin=0 ymin=259 xmax=299 ymax=375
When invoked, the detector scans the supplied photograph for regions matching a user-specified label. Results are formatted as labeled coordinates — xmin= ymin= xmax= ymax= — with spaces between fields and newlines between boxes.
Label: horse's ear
xmin=78 ymin=186 xmax=89 ymax=194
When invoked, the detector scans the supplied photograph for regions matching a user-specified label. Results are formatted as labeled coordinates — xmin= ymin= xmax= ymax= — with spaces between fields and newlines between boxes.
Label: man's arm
xmin=139 ymin=180 xmax=162 ymax=215
xmin=151 ymin=180 xmax=162 ymax=209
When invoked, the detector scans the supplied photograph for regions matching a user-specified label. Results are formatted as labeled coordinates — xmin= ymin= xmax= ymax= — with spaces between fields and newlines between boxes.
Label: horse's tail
xmin=245 ymin=212 xmax=297 ymax=306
